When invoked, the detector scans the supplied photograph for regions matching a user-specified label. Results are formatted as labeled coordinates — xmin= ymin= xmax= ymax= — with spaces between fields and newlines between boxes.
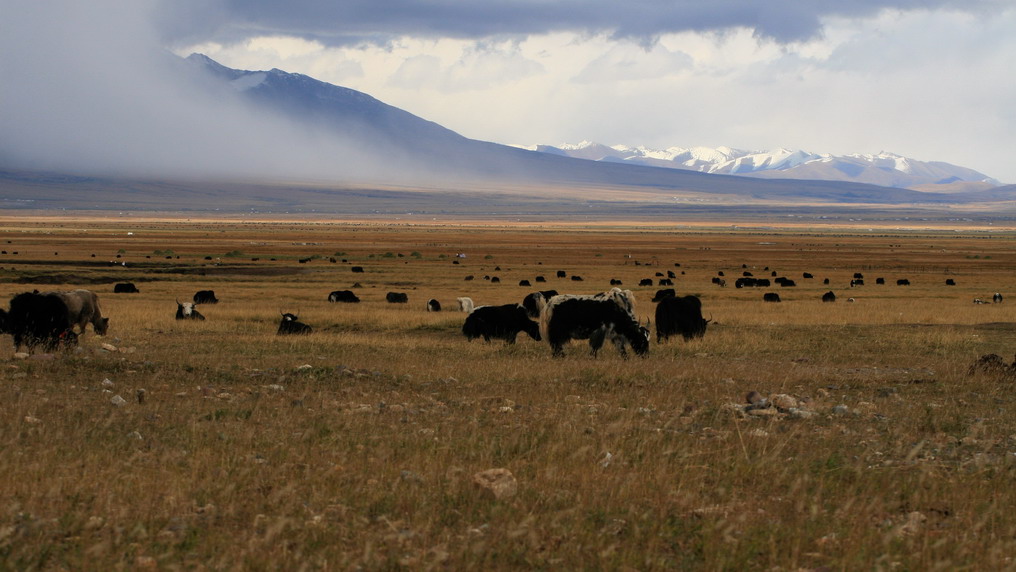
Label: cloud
xmin=157 ymin=0 xmax=1009 ymax=46
xmin=0 ymin=0 xmax=390 ymax=181
xmin=389 ymin=39 xmax=543 ymax=91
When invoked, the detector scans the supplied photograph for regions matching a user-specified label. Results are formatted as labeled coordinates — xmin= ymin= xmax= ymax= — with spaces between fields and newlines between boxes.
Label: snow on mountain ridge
xmin=539 ymin=142 xmax=997 ymax=188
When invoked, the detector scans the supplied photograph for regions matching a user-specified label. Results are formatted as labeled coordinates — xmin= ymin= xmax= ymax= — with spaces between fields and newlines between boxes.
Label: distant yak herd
xmin=0 ymin=265 xmax=1003 ymax=357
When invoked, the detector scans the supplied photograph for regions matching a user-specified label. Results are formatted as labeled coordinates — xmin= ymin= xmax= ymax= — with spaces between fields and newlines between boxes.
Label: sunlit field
xmin=3 ymin=217 xmax=1016 ymax=570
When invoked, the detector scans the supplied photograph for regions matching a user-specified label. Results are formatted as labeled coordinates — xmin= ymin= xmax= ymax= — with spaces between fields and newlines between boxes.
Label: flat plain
xmin=3 ymin=216 xmax=1016 ymax=570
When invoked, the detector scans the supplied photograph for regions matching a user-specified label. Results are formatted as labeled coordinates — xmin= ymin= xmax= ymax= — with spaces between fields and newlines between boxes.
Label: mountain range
xmin=527 ymin=142 xmax=999 ymax=191
xmin=1 ymin=54 xmax=1014 ymax=217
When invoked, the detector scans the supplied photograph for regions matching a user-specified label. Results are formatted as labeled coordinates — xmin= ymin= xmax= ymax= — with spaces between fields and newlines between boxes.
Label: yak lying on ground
xmin=45 ymin=289 xmax=108 ymax=335
xmin=542 ymin=288 xmax=648 ymax=358
xmin=462 ymin=304 xmax=541 ymax=344
xmin=328 ymin=290 xmax=360 ymax=303
xmin=278 ymin=312 xmax=312 ymax=335
xmin=426 ymin=299 xmax=442 ymax=312
xmin=2 ymin=292 xmax=77 ymax=352
xmin=386 ymin=292 xmax=409 ymax=303
xmin=193 ymin=290 xmax=219 ymax=304
xmin=763 ymin=293 xmax=781 ymax=303
xmin=113 ymin=282 xmax=139 ymax=294
xmin=654 ymin=295 xmax=709 ymax=343
xmin=176 ymin=300 xmax=205 ymax=320
xmin=822 ymin=291 xmax=837 ymax=303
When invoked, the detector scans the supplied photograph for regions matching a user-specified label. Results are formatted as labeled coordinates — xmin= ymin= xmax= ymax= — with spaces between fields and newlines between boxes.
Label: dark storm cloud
xmin=158 ymin=0 xmax=1005 ymax=45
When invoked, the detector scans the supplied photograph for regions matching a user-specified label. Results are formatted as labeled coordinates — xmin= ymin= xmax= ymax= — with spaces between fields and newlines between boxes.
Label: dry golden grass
xmin=3 ymin=217 xmax=1016 ymax=570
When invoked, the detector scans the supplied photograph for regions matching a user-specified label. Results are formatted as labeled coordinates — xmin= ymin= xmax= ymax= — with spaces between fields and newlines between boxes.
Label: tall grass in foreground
xmin=1 ymin=221 xmax=1016 ymax=569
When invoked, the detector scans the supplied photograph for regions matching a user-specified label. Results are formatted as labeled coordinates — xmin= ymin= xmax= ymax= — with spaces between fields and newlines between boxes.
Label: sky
xmin=2 ymin=0 xmax=1014 ymax=183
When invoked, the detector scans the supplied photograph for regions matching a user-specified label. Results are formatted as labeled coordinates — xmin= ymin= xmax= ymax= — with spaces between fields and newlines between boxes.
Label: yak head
xmin=176 ymin=299 xmax=205 ymax=320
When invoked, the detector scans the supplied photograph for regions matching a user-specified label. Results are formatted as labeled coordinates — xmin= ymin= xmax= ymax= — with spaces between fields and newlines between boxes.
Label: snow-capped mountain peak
xmin=534 ymin=142 xmax=997 ymax=189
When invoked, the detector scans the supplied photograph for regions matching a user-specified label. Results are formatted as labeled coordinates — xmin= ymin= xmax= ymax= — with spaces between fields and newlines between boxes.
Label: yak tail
xmin=538 ymin=297 xmax=557 ymax=344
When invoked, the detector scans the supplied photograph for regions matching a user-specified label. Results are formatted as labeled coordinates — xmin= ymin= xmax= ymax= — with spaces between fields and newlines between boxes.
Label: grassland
xmin=3 ymin=217 xmax=1016 ymax=570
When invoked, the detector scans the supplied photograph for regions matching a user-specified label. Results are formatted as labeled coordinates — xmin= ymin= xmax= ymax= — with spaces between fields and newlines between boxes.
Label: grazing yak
xmin=462 ymin=304 xmax=541 ymax=344
xmin=386 ymin=292 xmax=409 ymax=303
xmin=193 ymin=290 xmax=219 ymax=304
xmin=763 ymin=293 xmax=782 ymax=303
xmin=44 ymin=289 xmax=109 ymax=335
xmin=113 ymin=282 xmax=139 ymax=294
xmin=176 ymin=300 xmax=205 ymax=320
xmin=328 ymin=290 xmax=360 ymax=303
xmin=542 ymin=288 xmax=648 ymax=358
xmin=654 ymin=295 xmax=709 ymax=343
xmin=2 ymin=292 xmax=78 ymax=352
xmin=822 ymin=291 xmax=837 ymax=303
xmin=277 ymin=312 xmax=312 ymax=335
xmin=426 ymin=299 xmax=442 ymax=312
xmin=994 ymin=292 xmax=1004 ymax=303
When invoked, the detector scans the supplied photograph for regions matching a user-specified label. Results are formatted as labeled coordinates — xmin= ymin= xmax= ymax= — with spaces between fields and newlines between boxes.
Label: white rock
xmin=102 ymin=378 xmax=114 ymax=387
xmin=110 ymin=395 xmax=127 ymax=406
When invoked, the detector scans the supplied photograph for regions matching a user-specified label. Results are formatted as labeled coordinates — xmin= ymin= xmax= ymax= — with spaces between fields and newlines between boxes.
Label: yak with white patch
xmin=462 ymin=304 xmax=541 ymax=344
xmin=176 ymin=300 xmax=205 ymax=320
xmin=278 ymin=312 xmax=312 ymax=335
xmin=541 ymin=288 xmax=648 ymax=358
